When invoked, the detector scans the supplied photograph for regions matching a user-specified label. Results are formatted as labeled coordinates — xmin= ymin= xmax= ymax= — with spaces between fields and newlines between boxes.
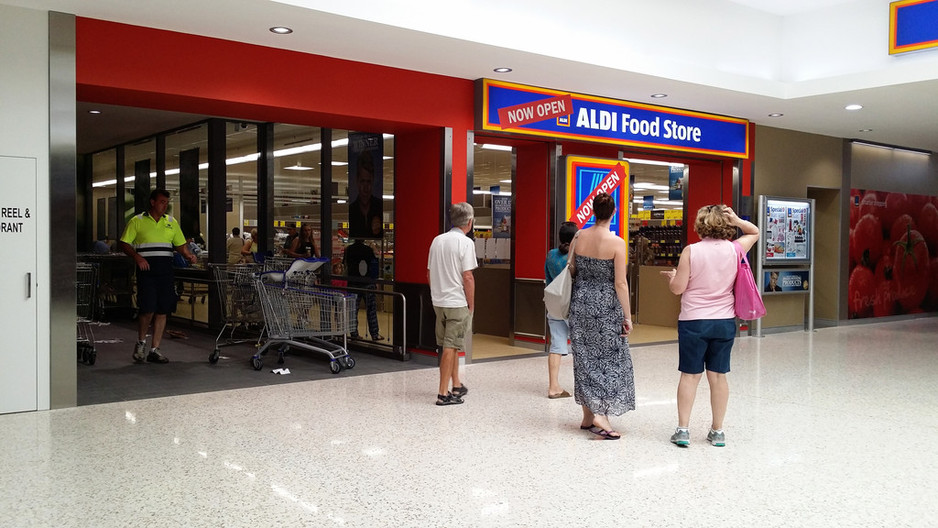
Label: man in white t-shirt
xmin=427 ymin=202 xmax=477 ymax=406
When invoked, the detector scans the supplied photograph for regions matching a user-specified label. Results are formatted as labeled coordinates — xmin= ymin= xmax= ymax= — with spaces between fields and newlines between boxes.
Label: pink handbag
xmin=732 ymin=240 xmax=766 ymax=320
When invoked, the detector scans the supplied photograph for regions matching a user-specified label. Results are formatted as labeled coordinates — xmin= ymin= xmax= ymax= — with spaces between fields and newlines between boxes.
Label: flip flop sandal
xmin=588 ymin=426 xmax=621 ymax=440
xmin=548 ymin=390 xmax=572 ymax=399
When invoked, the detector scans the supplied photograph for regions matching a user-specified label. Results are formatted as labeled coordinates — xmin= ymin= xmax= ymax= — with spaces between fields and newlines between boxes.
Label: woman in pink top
xmin=661 ymin=205 xmax=759 ymax=448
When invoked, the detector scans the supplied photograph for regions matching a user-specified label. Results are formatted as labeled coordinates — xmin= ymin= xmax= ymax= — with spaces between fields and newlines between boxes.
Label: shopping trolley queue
xmin=210 ymin=257 xmax=357 ymax=374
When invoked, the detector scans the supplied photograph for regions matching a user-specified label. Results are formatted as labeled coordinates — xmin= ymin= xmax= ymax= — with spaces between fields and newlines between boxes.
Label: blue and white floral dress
xmin=569 ymin=255 xmax=636 ymax=416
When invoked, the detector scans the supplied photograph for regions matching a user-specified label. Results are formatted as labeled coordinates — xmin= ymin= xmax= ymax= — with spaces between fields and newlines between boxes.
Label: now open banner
xmin=477 ymin=79 xmax=749 ymax=159
xmin=564 ymin=156 xmax=629 ymax=238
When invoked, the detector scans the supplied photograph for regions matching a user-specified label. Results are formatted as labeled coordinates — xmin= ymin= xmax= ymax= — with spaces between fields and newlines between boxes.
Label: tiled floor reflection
xmin=2 ymin=318 xmax=936 ymax=527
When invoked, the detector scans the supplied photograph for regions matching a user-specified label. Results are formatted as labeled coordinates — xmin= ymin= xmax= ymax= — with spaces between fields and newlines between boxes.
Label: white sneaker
xmin=132 ymin=341 xmax=147 ymax=363
xmin=670 ymin=428 xmax=690 ymax=447
xmin=145 ymin=348 xmax=169 ymax=364
xmin=707 ymin=429 xmax=726 ymax=447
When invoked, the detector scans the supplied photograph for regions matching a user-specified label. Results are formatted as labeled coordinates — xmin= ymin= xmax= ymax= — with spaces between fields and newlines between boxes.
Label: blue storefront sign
xmin=890 ymin=0 xmax=938 ymax=54
xmin=477 ymin=79 xmax=749 ymax=159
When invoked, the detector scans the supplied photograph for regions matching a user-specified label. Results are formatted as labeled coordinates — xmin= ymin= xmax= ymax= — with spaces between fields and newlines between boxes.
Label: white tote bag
xmin=544 ymin=266 xmax=572 ymax=319
xmin=543 ymin=234 xmax=578 ymax=320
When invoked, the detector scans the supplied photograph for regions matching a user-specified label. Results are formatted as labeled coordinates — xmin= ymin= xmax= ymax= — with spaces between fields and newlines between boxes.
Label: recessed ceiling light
xmin=88 ymin=110 xmax=101 ymax=114
xmin=845 ymin=104 xmax=863 ymax=111
xmin=768 ymin=113 xmax=783 ymax=117
xmin=493 ymin=67 xmax=512 ymax=73
xmin=650 ymin=93 xmax=668 ymax=98
xmin=284 ymin=163 xmax=312 ymax=171
xmin=859 ymin=128 xmax=873 ymax=132
xmin=269 ymin=26 xmax=293 ymax=34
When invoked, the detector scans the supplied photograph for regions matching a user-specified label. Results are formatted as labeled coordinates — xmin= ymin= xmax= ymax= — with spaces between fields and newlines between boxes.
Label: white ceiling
xmin=725 ymin=0 xmax=861 ymax=16
xmin=7 ymin=0 xmax=938 ymax=154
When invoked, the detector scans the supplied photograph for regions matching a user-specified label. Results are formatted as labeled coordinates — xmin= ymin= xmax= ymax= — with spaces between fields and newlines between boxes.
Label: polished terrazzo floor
xmin=471 ymin=322 xmax=678 ymax=360
xmin=2 ymin=318 xmax=936 ymax=527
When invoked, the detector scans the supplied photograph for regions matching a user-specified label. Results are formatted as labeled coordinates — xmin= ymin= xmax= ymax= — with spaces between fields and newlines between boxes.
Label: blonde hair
xmin=694 ymin=204 xmax=737 ymax=240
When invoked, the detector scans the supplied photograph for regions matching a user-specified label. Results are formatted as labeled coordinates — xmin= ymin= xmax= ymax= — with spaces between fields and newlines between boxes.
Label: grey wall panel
xmin=850 ymin=143 xmax=938 ymax=196
xmin=49 ymin=11 xmax=77 ymax=408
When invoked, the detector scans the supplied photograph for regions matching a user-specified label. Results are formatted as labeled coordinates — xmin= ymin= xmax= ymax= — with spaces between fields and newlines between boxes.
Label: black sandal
xmin=588 ymin=427 xmax=621 ymax=440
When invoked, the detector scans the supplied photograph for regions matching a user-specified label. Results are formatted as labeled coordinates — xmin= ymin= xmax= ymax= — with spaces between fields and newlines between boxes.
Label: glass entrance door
xmin=470 ymin=142 xmax=522 ymax=360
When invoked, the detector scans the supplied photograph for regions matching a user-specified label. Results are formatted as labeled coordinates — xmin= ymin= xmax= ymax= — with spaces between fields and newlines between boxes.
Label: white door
xmin=0 ymin=156 xmax=38 ymax=414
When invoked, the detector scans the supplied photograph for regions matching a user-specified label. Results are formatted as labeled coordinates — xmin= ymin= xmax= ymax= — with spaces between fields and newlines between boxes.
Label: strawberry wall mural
xmin=848 ymin=189 xmax=938 ymax=318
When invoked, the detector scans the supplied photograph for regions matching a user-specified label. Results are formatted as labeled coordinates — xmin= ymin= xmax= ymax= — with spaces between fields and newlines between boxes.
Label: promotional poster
xmin=847 ymin=189 xmax=938 ymax=319
xmin=764 ymin=198 xmax=810 ymax=263
xmin=563 ymin=156 xmax=629 ymax=238
xmin=763 ymin=270 xmax=809 ymax=294
xmin=668 ymin=166 xmax=684 ymax=201
xmin=347 ymin=132 xmax=384 ymax=239
xmin=492 ymin=195 xmax=511 ymax=238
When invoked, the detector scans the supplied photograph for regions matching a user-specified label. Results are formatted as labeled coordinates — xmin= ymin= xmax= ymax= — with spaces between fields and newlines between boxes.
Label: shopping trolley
xmin=208 ymin=263 xmax=264 ymax=364
xmin=263 ymin=255 xmax=296 ymax=272
xmin=252 ymin=268 xmax=357 ymax=373
xmin=265 ymin=257 xmax=328 ymax=286
xmin=76 ymin=262 xmax=99 ymax=365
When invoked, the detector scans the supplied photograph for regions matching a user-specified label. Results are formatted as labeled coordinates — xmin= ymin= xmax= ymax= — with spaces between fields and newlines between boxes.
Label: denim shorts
xmin=677 ymin=318 xmax=736 ymax=374
xmin=547 ymin=317 xmax=570 ymax=355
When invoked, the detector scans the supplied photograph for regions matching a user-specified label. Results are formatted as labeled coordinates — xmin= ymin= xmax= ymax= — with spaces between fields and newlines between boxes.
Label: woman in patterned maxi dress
xmin=568 ymin=193 xmax=635 ymax=439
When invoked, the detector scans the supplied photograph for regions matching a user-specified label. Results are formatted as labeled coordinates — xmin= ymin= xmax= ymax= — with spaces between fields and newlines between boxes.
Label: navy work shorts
xmin=136 ymin=270 xmax=177 ymax=315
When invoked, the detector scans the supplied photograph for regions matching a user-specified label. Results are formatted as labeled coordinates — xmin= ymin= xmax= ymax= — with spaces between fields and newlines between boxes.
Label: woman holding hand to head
xmin=661 ymin=204 xmax=759 ymax=448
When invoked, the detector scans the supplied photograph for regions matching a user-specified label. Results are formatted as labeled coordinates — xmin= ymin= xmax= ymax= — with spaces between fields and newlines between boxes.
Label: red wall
xmin=685 ymin=160 xmax=728 ymax=243
xmin=76 ymin=19 xmax=474 ymax=134
xmin=76 ymin=18 xmax=475 ymax=284
xmin=395 ymin=128 xmax=443 ymax=283
xmin=514 ymin=143 xmax=550 ymax=279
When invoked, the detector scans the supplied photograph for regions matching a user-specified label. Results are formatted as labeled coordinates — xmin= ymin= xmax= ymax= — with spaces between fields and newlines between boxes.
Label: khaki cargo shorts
xmin=433 ymin=305 xmax=472 ymax=351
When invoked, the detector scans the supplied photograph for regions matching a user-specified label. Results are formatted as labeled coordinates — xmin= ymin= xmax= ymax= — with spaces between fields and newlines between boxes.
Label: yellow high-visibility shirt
xmin=120 ymin=212 xmax=186 ymax=259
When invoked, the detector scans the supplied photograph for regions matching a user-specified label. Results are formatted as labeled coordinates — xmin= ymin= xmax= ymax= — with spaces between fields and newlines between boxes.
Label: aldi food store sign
xmin=476 ymin=79 xmax=749 ymax=159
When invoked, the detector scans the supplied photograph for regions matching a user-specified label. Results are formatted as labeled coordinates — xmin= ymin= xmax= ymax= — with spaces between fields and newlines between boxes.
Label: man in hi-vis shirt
xmin=119 ymin=189 xmax=197 ymax=364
